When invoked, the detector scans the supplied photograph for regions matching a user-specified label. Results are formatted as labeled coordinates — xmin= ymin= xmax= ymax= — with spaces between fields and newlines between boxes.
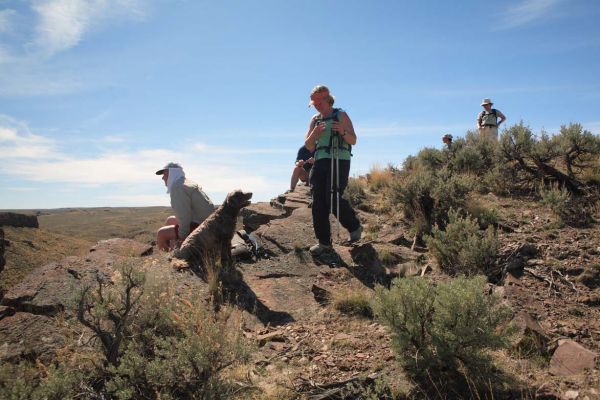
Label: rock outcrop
xmin=0 ymin=238 xmax=204 ymax=362
xmin=0 ymin=212 xmax=39 ymax=228
xmin=549 ymin=339 xmax=597 ymax=376
xmin=0 ymin=228 xmax=6 ymax=272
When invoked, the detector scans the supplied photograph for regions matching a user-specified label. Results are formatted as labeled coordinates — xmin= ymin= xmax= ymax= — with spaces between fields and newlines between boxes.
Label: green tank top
xmin=314 ymin=109 xmax=352 ymax=161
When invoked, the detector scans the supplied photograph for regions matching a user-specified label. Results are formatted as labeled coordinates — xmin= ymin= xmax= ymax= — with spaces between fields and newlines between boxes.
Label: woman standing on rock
xmin=304 ymin=85 xmax=362 ymax=255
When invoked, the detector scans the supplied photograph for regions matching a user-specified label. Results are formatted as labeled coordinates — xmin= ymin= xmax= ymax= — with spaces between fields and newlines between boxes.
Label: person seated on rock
xmin=289 ymin=145 xmax=315 ymax=192
xmin=155 ymin=162 xmax=215 ymax=251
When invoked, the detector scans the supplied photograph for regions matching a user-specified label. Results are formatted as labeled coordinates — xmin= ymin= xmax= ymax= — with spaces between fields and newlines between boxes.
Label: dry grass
xmin=1 ymin=206 xmax=171 ymax=294
xmin=36 ymin=206 xmax=172 ymax=243
xmin=367 ymin=164 xmax=396 ymax=192
xmin=1 ymin=227 xmax=92 ymax=294
xmin=333 ymin=288 xmax=374 ymax=318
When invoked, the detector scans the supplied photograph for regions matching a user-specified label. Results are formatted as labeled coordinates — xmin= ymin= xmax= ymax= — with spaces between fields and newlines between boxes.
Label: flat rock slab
xmin=549 ymin=339 xmax=597 ymax=376
xmin=241 ymin=203 xmax=287 ymax=232
xmin=1 ymin=253 xmax=119 ymax=315
xmin=0 ymin=313 xmax=64 ymax=362
xmin=255 ymin=207 xmax=315 ymax=253
xmin=90 ymin=238 xmax=153 ymax=257
xmin=244 ymin=253 xmax=322 ymax=320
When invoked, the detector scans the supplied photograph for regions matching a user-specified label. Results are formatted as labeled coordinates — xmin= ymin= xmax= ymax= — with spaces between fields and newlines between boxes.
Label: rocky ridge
xmin=0 ymin=185 xmax=598 ymax=398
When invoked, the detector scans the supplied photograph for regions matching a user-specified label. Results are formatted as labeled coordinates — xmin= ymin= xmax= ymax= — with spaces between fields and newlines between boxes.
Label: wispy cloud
xmin=0 ymin=116 xmax=276 ymax=204
xmin=0 ymin=115 xmax=57 ymax=158
xmin=497 ymin=0 xmax=563 ymax=30
xmin=0 ymin=9 xmax=17 ymax=34
xmin=31 ymin=0 xmax=149 ymax=56
xmin=0 ymin=1 xmax=150 ymax=95
xmin=5 ymin=187 xmax=39 ymax=192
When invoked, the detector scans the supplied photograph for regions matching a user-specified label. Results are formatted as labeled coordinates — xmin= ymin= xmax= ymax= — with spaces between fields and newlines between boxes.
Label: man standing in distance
xmin=477 ymin=98 xmax=506 ymax=141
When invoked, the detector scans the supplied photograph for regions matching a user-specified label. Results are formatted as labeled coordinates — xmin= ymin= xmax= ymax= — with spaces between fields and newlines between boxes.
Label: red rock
xmin=90 ymin=238 xmax=153 ymax=257
xmin=0 ymin=313 xmax=64 ymax=362
xmin=549 ymin=340 xmax=597 ymax=376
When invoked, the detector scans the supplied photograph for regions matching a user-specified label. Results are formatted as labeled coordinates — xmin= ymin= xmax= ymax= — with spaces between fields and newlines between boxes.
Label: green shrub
xmin=430 ymin=172 xmax=474 ymax=229
xmin=425 ymin=210 xmax=499 ymax=277
xmin=101 ymin=270 xmax=252 ymax=399
xmin=453 ymin=146 xmax=483 ymax=173
xmin=373 ymin=276 xmax=513 ymax=373
xmin=471 ymin=206 xmax=499 ymax=230
xmin=540 ymin=184 xmax=571 ymax=219
xmin=540 ymin=185 xmax=596 ymax=227
xmin=478 ymin=165 xmax=515 ymax=195
xmin=2 ymin=265 xmax=253 ymax=400
xmin=0 ymin=359 xmax=92 ymax=400
xmin=343 ymin=177 xmax=368 ymax=208
xmin=414 ymin=147 xmax=445 ymax=171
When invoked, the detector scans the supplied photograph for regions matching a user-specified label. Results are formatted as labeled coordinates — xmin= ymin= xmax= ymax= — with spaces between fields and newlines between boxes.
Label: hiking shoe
xmin=309 ymin=243 xmax=332 ymax=256
xmin=349 ymin=225 xmax=363 ymax=242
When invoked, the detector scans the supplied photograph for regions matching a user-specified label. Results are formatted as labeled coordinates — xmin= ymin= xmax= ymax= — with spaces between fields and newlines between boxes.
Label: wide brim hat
xmin=155 ymin=162 xmax=182 ymax=175
xmin=481 ymin=98 xmax=493 ymax=106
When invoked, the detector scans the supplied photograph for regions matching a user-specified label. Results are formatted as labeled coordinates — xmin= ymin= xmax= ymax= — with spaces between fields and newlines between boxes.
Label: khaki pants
xmin=479 ymin=126 xmax=498 ymax=141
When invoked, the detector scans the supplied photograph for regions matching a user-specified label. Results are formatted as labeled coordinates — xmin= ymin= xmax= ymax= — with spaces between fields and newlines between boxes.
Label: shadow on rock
xmin=189 ymin=264 xmax=294 ymax=327
xmin=312 ymin=243 xmax=395 ymax=289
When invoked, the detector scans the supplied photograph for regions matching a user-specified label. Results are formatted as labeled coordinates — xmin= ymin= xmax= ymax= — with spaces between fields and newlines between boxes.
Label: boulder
xmin=0 ymin=228 xmax=5 ymax=272
xmin=90 ymin=238 xmax=153 ymax=257
xmin=0 ymin=254 xmax=115 ymax=316
xmin=0 ymin=212 xmax=39 ymax=228
xmin=0 ymin=313 xmax=64 ymax=362
xmin=549 ymin=339 xmax=597 ymax=376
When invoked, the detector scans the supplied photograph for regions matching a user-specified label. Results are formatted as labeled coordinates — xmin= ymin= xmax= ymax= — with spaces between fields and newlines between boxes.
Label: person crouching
xmin=155 ymin=162 xmax=214 ymax=251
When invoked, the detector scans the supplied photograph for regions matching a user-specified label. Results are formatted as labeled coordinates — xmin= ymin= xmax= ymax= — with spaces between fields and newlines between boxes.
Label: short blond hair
xmin=310 ymin=84 xmax=335 ymax=105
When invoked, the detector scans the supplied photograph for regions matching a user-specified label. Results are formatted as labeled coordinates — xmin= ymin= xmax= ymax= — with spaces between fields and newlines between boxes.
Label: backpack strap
xmin=315 ymin=108 xmax=353 ymax=156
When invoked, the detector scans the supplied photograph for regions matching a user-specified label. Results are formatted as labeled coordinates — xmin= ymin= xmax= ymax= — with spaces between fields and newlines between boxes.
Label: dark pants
xmin=310 ymin=158 xmax=360 ymax=245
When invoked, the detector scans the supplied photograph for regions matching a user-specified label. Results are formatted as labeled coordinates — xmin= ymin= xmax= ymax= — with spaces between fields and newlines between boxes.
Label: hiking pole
xmin=329 ymin=132 xmax=341 ymax=242
xmin=335 ymin=135 xmax=341 ymax=242
xmin=330 ymin=136 xmax=335 ymax=241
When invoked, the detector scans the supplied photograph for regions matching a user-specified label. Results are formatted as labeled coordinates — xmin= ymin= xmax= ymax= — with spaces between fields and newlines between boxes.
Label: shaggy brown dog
xmin=174 ymin=189 xmax=252 ymax=268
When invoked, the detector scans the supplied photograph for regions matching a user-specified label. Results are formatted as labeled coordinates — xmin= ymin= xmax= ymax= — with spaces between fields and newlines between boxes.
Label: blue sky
xmin=1 ymin=0 xmax=599 ymax=209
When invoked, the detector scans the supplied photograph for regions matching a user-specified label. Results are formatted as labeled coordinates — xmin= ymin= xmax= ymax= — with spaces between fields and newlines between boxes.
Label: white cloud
xmin=5 ymin=187 xmax=39 ymax=192
xmin=0 ymin=9 xmax=17 ymax=34
xmin=32 ymin=0 xmax=149 ymax=56
xmin=0 ymin=116 xmax=57 ymax=158
xmin=497 ymin=0 xmax=563 ymax=30
xmin=0 ymin=116 xmax=278 ymax=204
